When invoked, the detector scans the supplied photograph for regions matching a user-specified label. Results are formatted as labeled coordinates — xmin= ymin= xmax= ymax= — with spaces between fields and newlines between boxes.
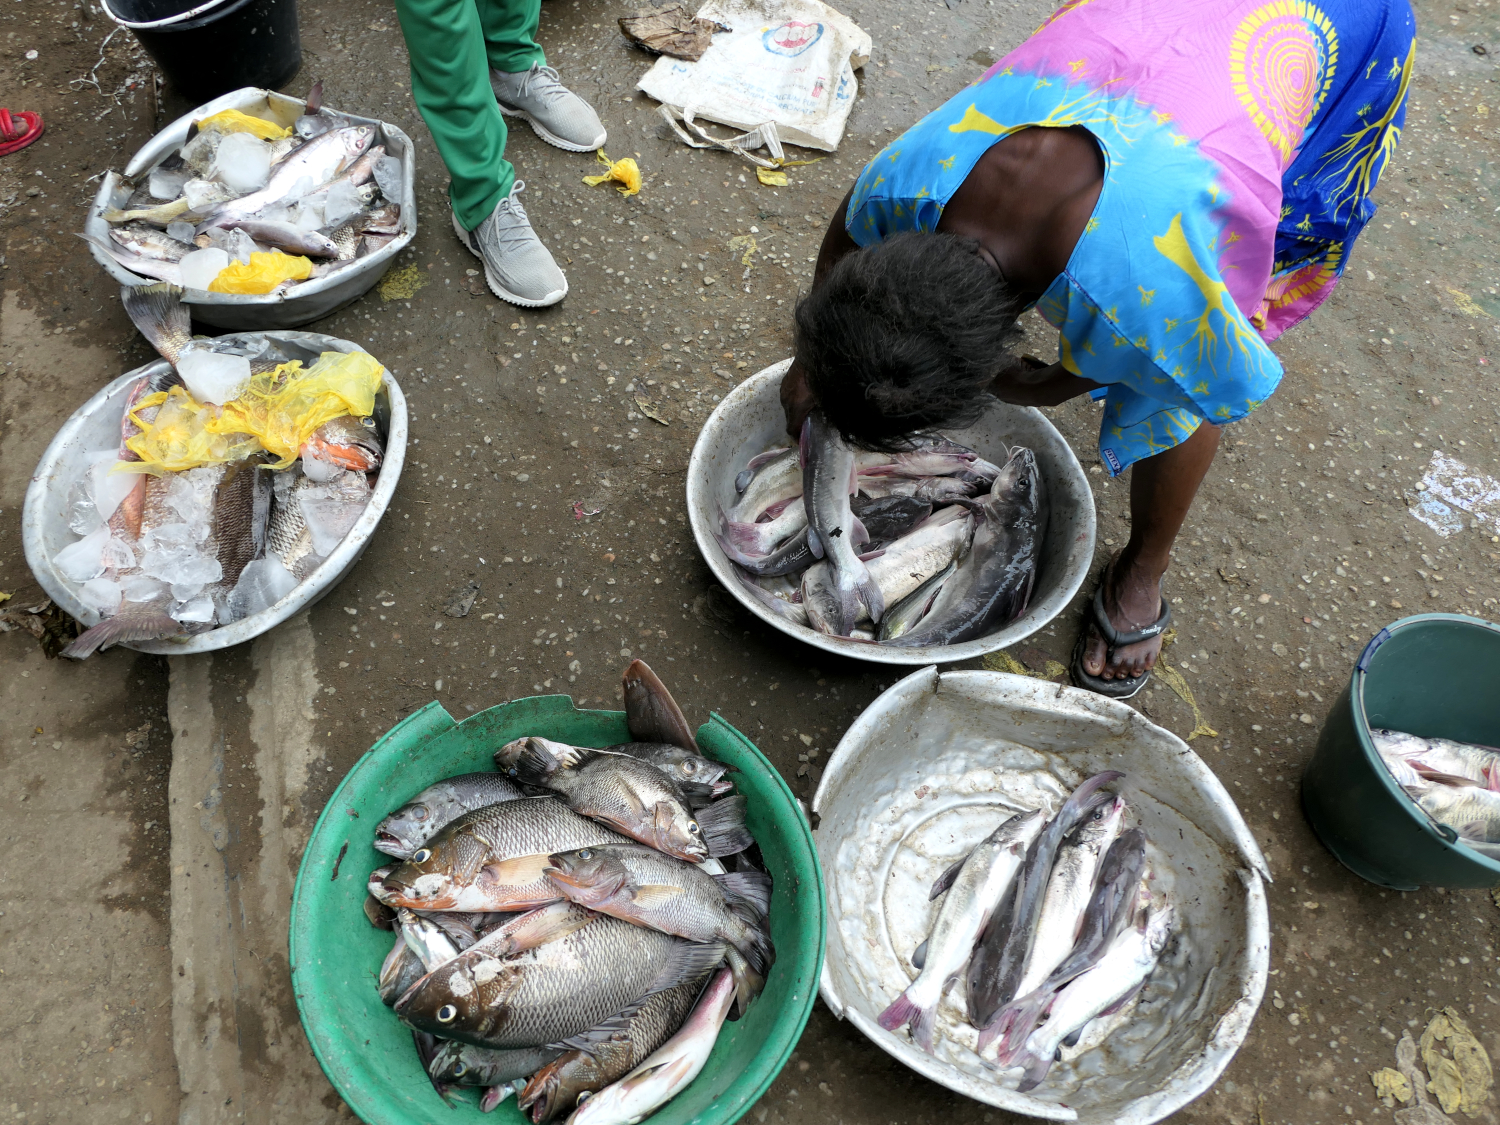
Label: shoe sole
xmin=451 ymin=211 xmax=567 ymax=308
xmin=497 ymin=102 xmax=606 ymax=153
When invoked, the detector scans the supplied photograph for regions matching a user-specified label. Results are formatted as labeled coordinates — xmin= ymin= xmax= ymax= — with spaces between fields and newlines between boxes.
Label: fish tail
xmin=876 ymin=987 xmax=937 ymax=1052
xmin=725 ymin=905 xmax=775 ymax=979
xmin=698 ymin=794 xmax=754 ymax=858
xmin=724 ymin=946 xmax=767 ymax=1014
xmin=61 ymin=607 xmax=182 ymax=659
xmin=509 ymin=737 xmax=587 ymax=784
xmin=121 ymin=282 xmax=191 ymax=365
xmin=1011 ymin=1047 xmax=1057 ymax=1093
xmin=713 ymin=870 xmax=772 ymax=917
xmin=856 ymin=566 xmax=886 ymax=626
xmin=712 ymin=512 xmax=762 ymax=567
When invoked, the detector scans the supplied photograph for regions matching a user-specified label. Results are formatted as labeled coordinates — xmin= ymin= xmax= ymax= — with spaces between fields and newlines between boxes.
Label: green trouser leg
xmin=391 ymin=0 xmax=545 ymax=231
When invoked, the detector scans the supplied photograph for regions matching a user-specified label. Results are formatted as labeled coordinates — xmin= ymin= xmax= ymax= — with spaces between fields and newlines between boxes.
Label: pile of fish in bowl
xmin=364 ymin=661 xmax=776 ymax=1123
xmin=718 ymin=413 xmax=1045 ymax=646
xmin=49 ymin=284 xmax=388 ymax=658
xmin=85 ymin=83 xmax=403 ymax=296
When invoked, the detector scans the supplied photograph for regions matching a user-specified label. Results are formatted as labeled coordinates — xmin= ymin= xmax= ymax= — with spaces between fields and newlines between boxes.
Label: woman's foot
xmin=1081 ymin=553 xmax=1166 ymax=682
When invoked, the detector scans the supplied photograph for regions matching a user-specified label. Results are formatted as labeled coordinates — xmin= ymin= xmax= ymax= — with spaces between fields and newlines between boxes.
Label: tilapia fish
xmin=520 ymin=973 xmax=710 ymax=1122
xmin=375 ymin=771 xmax=526 ymax=858
xmin=376 ymin=796 xmax=633 ymax=911
xmin=876 ymin=810 xmax=1043 ymax=1053
xmin=546 ymin=842 xmax=772 ymax=1010
xmin=395 ymin=908 xmax=725 ymax=1050
xmin=429 ymin=1041 xmax=564 ymax=1088
xmin=885 ymin=447 xmax=1047 ymax=647
xmin=802 ymin=412 xmax=883 ymax=634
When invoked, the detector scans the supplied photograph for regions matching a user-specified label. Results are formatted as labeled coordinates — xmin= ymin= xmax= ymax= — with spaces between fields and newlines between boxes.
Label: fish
xmin=80 ymin=234 xmax=184 ymax=285
xmin=519 ymin=974 xmax=710 ymax=1122
xmin=379 ymin=933 xmax=428 ymax=1006
xmin=1013 ymin=796 xmax=1127 ymax=998
xmin=801 ymin=412 xmax=883 ymax=634
xmin=858 ymin=474 xmax=989 ymax=505
xmin=802 ymin=505 xmax=972 ymax=635
xmin=300 ymin=414 xmax=384 ymax=471
xmin=375 ymin=772 xmax=527 ymax=858
xmin=110 ymin=223 xmax=194 ymax=262
xmin=566 ymin=967 xmax=736 ymax=1125
xmin=877 ymin=561 xmax=956 ymax=642
xmin=362 ymin=202 xmax=403 ymax=234
xmin=494 ymin=739 xmax=731 ymax=805
xmin=397 ymin=906 xmax=462 ymax=971
xmin=506 ymin=739 xmax=746 ymax=861
xmin=197 ymin=125 xmax=374 ymax=230
xmin=1374 ymin=729 xmax=1500 ymax=789
xmin=714 ymin=501 xmax=808 ymax=566
xmin=719 ymin=493 xmax=930 ymax=579
xmin=997 ymin=902 xmax=1173 ymax=1091
xmin=221 ymin=218 xmax=341 ymax=258
xmin=731 ymin=567 xmax=809 ymax=627
xmin=875 ymin=810 xmax=1044 ymax=1053
xmin=122 ymin=282 xmax=194 ymax=366
xmin=853 ymin=436 xmax=987 ymax=481
xmin=734 ymin=447 xmax=792 ymax=494
xmin=394 ymin=909 xmax=725 ymax=1051
xmin=622 ymin=659 xmax=699 ymax=752
xmin=1411 ymin=778 xmax=1500 ymax=843
xmin=968 ymin=772 xmax=1123 ymax=1039
xmin=100 ymin=197 xmax=195 ymax=226
xmin=429 ymin=1041 xmax=564 ymax=1088
xmin=375 ymin=796 xmax=633 ymax=912
xmin=728 ymin=449 xmax=801 ymax=524
xmin=884 ymin=447 xmax=1047 ymax=648
xmin=266 ymin=464 xmax=372 ymax=579
xmin=545 ymin=842 xmax=773 ymax=1011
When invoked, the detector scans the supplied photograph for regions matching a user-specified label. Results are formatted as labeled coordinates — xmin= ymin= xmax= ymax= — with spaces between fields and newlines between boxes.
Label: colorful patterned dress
xmin=845 ymin=0 xmax=1415 ymax=474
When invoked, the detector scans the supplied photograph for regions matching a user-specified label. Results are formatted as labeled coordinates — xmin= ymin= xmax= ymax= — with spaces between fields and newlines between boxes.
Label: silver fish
xmin=729 ymin=449 xmax=801 ymax=523
xmin=885 ymin=447 xmax=1047 ymax=648
xmin=379 ymin=933 xmax=428 ymax=1005
xmin=802 ymin=412 xmax=882 ymax=633
xmin=429 ymin=1041 xmax=564 ymax=1088
xmin=80 ymin=234 xmax=184 ymax=285
xmin=110 ymin=223 xmax=194 ymax=262
xmin=876 ymin=810 xmax=1044 ymax=1053
xmin=375 ymin=772 xmax=526 ymax=858
xmin=878 ymin=561 xmax=956 ymax=642
xmin=198 ymin=125 xmax=374 ymax=230
xmin=1412 ymin=779 xmax=1500 ymax=843
xmin=221 ymin=218 xmax=340 ymax=258
xmin=732 ymin=567 xmax=808 ymax=627
xmin=1374 ymin=728 xmax=1500 ymax=789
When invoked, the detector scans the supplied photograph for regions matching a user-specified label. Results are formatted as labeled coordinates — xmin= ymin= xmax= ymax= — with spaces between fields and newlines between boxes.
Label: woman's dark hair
xmin=794 ymin=232 xmax=1022 ymax=450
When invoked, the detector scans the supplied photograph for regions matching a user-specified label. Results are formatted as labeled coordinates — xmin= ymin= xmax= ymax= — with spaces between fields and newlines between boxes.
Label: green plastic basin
xmin=1302 ymin=613 xmax=1500 ymax=890
xmin=289 ymin=695 xmax=825 ymax=1125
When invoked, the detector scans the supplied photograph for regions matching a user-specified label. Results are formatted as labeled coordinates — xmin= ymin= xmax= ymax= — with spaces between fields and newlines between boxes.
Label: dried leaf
xmin=634 ymin=395 xmax=670 ymax=425
xmin=981 ymin=651 xmax=1066 ymax=680
xmin=618 ymin=5 xmax=728 ymax=62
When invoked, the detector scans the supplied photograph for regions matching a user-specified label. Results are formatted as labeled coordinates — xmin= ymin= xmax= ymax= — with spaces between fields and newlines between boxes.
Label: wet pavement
xmin=2 ymin=0 xmax=1500 ymax=1122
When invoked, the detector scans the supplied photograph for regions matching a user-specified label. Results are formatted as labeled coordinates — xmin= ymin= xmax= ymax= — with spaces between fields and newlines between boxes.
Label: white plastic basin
xmin=21 ymin=331 xmax=406 ymax=655
xmin=812 ymin=667 xmax=1270 ymax=1123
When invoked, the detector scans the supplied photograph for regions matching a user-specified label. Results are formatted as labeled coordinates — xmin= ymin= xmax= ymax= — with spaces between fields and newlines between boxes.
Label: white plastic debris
xmin=177 ymin=343 xmax=251 ymax=404
xmin=78 ymin=577 xmax=123 ymax=614
xmin=55 ymin=525 xmax=111 ymax=582
xmin=323 ymin=179 xmax=364 ymax=228
xmin=225 ymin=555 xmax=299 ymax=620
xmin=179 ymin=247 xmax=230 ymax=292
xmin=149 ymin=164 xmax=191 ymax=202
xmin=210 ymin=131 xmax=272 ymax=194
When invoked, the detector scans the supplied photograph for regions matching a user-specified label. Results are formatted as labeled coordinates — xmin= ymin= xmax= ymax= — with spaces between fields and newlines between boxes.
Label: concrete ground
xmin=2 ymin=0 xmax=1499 ymax=1122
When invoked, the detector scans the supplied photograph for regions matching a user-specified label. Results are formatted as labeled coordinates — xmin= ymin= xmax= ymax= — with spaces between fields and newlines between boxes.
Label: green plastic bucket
xmin=289 ymin=695 xmax=825 ymax=1124
xmin=1302 ymin=613 xmax=1500 ymax=891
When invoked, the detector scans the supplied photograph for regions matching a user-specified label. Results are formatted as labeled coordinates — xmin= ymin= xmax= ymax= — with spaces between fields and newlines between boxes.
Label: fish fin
xmin=724 ymin=946 xmax=765 ymax=1014
xmin=876 ymin=988 xmax=937 ymax=1052
xmin=622 ymin=659 xmax=699 ymax=752
xmin=547 ymin=1004 xmax=641 ymax=1053
xmin=494 ymin=737 xmax=530 ymax=770
xmin=494 ymin=901 xmax=595 ymax=952
xmin=798 ymin=416 xmax=812 ymax=470
xmin=61 ymin=608 xmax=182 ymax=659
xmin=929 ymin=852 xmax=972 ymax=900
xmin=712 ymin=522 xmax=762 ymax=568
xmin=857 ymin=567 xmax=886 ymax=626
xmin=734 ymin=468 xmax=754 ymax=494
xmin=713 ymin=870 xmax=772 ymax=918
xmin=911 ymin=939 xmax=928 ymax=971
xmin=806 ymin=527 xmax=824 ymax=559
xmin=1012 ymin=1047 xmax=1057 ymax=1093
xmin=1413 ymin=766 xmax=1483 ymax=787
xmin=647 ymin=938 xmax=728 ymax=996
xmin=121 ymin=282 xmax=190 ymax=365
xmin=511 ymin=738 xmax=569 ymax=785
xmin=698 ymin=795 xmax=753 ymax=858
xmin=305 ymin=77 xmax=324 ymax=113
xmin=855 ymin=547 xmax=886 ymax=562
xmin=629 ymin=882 xmax=689 ymax=912
xmin=988 ymin=992 xmax=1052 ymax=1065
xmin=725 ymin=900 xmax=775 ymax=976
xmin=850 ymin=516 xmax=870 ymax=547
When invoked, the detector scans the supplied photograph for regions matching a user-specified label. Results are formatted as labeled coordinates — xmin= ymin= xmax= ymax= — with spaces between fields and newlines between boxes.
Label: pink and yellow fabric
xmin=846 ymin=0 xmax=1415 ymax=473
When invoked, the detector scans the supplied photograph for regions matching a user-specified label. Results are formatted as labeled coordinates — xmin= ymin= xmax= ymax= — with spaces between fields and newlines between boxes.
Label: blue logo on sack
xmin=762 ymin=21 xmax=823 ymax=57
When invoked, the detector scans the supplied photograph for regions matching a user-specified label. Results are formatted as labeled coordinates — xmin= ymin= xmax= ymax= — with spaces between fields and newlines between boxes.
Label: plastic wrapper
xmin=582 ymin=151 xmax=642 ymax=196
xmin=178 ymin=345 xmax=253 ymax=405
xmin=121 ymin=387 xmax=262 ymax=474
xmin=209 ymin=350 xmax=384 ymax=468
xmin=225 ymin=555 xmax=299 ymax=621
xmin=195 ymin=107 xmax=293 ymax=140
xmin=208 ymin=250 xmax=314 ymax=295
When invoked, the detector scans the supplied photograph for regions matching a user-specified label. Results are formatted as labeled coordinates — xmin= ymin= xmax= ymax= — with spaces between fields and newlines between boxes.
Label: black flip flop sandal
xmin=1070 ymin=562 xmax=1172 ymax=700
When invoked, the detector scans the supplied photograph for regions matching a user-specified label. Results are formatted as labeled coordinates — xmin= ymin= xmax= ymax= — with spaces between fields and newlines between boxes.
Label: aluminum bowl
xmin=83 ymin=86 xmax=416 ymax=330
xmin=812 ymin=667 xmax=1270 ymax=1124
xmin=686 ymin=361 xmax=1096 ymax=665
xmin=21 ymin=331 xmax=406 ymax=654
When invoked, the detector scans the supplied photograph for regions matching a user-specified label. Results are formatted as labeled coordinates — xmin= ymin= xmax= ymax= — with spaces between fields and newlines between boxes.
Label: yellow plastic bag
xmin=118 ymin=387 xmax=263 ymax=475
xmin=208 ymin=251 xmax=314 ymax=295
xmin=208 ymin=350 xmax=384 ymax=468
xmin=195 ymin=108 xmax=293 ymax=140
xmin=582 ymin=149 xmax=641 ymax=196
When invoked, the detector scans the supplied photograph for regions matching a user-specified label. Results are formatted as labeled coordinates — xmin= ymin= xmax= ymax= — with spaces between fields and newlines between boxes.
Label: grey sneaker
xmin=491 ymin=63 xmax=607 ymax=153
xmin=452 ymin=181 xmax=567 ymax=307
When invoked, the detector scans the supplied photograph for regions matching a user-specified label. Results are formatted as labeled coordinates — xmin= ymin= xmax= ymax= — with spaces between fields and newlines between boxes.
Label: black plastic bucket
xmin=101 ymin=0 xmax=301 ymax=103
xmin=1302 ymin=613 xmax=1500 ymax=891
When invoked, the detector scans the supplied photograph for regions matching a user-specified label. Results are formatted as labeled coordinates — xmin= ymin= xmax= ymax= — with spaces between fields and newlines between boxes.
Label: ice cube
xmin=171 ymin=581 xmax=205 ymax=602
xmin=55 ymin=525 xmax=110 ymax=582
xmin=175 ymin=595 xmax=217 ymax=623
xmin=67 ymin=478 xmax=101 ymax=535
xmin=120 ymin=574 xmax=166 ymax=602
xmin=79 ymin=577 xmax=123 ymax=614
xmin=91 ymin=458 xmax=142 ymax=523
xmin=166 ymin=221 xmax=196 ymax=243
xmin=373 ymin=155 xmax=403 ymax=203
xmin=210 ymin=131 xmax=272 ymax=194
xmin=182 ymin=178 xmax=227 ymax=211
xmin=224 ymin=227 xmax=258 ymax=265
xmin=300 ymin=446 xmax=342 ymax=482
xmin=166 ymin=466 xmax=218 ymax=527
xmin=323 ymin=179 xmax=363 ymax=228
xmin=149 ymin=164 xmax=190 ymax=201
xmin=177 ymin=345 xmax=251 ymax=405
xmin=299 ymin=479 xmax=369 ymax=556
xmin=223 ymin=555 xmax=299 ymax=621
xmin=292 ymin=198 xmax=326 ymax=230
xmin=101 ymin=536 xmax=136 ymax=570
xmin=179 ymin=247 xmax=230 ymax=292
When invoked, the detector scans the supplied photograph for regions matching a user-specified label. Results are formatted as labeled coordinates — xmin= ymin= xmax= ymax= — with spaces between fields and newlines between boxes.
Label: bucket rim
xmin=98 ymin=0 xmax=246 ymax=32
xmin=1349 ymin=612 xmax=1500 ymax=873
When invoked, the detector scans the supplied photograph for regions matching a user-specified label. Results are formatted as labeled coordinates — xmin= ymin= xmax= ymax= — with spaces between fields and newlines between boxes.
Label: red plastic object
xmin=0 ymin=109 xmax=44 ymax=156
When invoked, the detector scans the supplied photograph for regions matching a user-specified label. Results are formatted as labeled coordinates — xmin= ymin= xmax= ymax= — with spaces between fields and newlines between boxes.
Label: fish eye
xmin=688 ymin=822 xmax=701 ymax=835
xmin=411 ymin=804 xmax=429 ymax=821
xmin=452 ymin=1062 xmax=467 ymax=1078
xmin=359 ymin=416 xmax=376 ymax=430
xmin=437 ymin=1004 xmax=458 ymax=1023
xmin=577 ymin=849 xmax=592 ymax=860
xmin=681 ymin=760 xmax=699 ymax=775
xmin=413 ymin=848 xmax=432 ymax=863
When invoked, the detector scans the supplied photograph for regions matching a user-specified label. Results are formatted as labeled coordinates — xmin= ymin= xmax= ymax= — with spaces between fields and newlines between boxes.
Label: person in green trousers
xmin=392 ymin=0 xmax=606 ymax=307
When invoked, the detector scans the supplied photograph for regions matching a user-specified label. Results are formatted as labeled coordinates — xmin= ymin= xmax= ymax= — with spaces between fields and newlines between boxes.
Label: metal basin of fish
xmin=289 ymin=694 xmax=824 ymax=1125
xmin=813 ymin=668 xmax=1269 ymax=1124
xmin=686 ymin=362 xmax=1096 ymax=665
xmin=83 ymin=86 xmax=416 ymax=330
xmin=21 ymin=331 xmax=406 ymax=655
